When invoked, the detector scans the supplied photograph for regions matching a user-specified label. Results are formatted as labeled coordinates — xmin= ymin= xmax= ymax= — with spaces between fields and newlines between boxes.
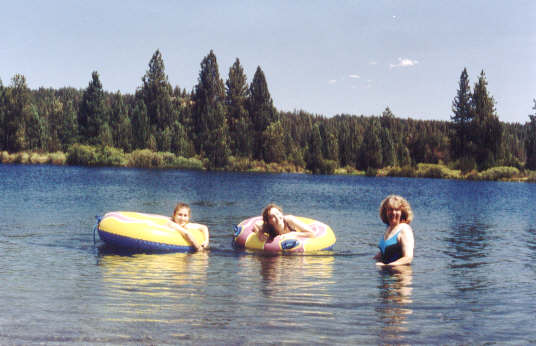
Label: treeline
xmin=1 ymin=49 xmax=535 ymax=174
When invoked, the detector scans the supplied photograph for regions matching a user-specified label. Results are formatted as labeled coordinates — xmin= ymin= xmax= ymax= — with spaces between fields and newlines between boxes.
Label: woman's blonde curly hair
xmin=379 ymin=195 xmax=413 ymax=225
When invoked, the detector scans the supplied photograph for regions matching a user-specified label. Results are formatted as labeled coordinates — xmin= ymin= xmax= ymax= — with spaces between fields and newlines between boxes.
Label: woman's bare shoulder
xmin=398 ymin=223 xmax=414 ymax=235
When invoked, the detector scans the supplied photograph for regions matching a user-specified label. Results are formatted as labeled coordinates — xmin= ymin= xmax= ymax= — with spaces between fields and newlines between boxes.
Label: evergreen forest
xmin=1 ymin=49 xmax=536 ymax=179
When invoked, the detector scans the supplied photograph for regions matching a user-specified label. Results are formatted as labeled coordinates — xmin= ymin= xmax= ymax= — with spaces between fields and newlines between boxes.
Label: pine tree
xmin=0 ymin=79 xmax=6 ymax=150
xmin=226 ymin=58 xmax=252 ymax=157
xmin=359 ymin=118 xmax=383 ymax=169
xmin=306 ymin=123 xmax=325 ymax=173
xmin=380 ymin=127 xmax=396 ymax=167
xmin=5 ymin=74 xmax=33 ymax=151
xmin=109 ymin=92 xmax=132 ymax=151
xmin=321 ymin=122 xmax=339 ymax=162
xmin=59 ymin=89 xmax=79 ymax=150
xmin=26 ymin=104 xmax=47 ymax=150
xmin=450 ymin=68 xmax=474 ymax=161
xmin=79 ymin=71 xmax=107 ymax=145
xmin=131 ymin=98 xmax=150 ymax=149
xmin=262 ymin=120 xmax=286 ymax=163
xmin=471 ymin=70 xmax=502 ymax=169
xmin=380 ymin=107 xmax=396 ymax=166
xmin=525 ymin=99 xmax=536 ymax=170
xmin=248 ymin=66 xmax=278 ymax=160
xmin=192 ymin=50 xmax=230 ymax=168
xmin=140 ymin=49 xmax=175 ymax=151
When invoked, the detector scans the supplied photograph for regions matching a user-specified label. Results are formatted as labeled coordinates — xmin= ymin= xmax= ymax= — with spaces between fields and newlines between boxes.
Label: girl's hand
xmin=257 ymin=231 xmax=267 ymax=241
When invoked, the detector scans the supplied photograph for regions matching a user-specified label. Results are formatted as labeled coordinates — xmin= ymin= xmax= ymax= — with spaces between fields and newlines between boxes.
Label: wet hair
xmin=172 ymin=202 xmax=191 ymax=219
xmin=379 ymin=195 xmax=413 ymax=225
xmin=261 ymin=203 xmax=289 ymax=239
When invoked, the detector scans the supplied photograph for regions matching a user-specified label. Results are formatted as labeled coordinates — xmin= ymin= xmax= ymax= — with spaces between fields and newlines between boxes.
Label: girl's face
xmin=386 ymin=203 xmax=402 ymax=227
xmin=173 ymin=207 xmax=190 ymax=226
xmin=267 ymin=207 xmax=285 ymax=233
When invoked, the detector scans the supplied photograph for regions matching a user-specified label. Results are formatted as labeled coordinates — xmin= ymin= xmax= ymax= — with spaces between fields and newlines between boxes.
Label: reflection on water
xmin=98 ymin=252 xmax=209 ymax=324
xmin=526 ymin=228 xmax=536 ymax=273
xmin=253 ymin=254 xmax=335 ymax=298
xmin=377 ymin=265 xmax=413 ymax=343
xmin=237 ymin=254 xmax=336 ymax=328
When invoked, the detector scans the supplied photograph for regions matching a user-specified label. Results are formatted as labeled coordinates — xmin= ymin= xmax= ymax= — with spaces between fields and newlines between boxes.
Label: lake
xmin=0 ymin=164 xmax=535 ymax=344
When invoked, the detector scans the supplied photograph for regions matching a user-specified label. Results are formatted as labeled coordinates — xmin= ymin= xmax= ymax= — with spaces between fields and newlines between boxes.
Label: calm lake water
xmin=0 ymin=164 xmax=535 ymax=344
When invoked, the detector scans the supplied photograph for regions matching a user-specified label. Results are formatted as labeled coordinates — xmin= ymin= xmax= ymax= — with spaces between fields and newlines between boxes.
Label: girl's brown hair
xmin=261 ymin=203 xmax=290 ymax=239
xmin=172 ymin=202 xmax=191 ymax=218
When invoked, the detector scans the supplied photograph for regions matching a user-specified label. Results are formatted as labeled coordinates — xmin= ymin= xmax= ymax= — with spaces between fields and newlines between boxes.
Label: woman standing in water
xmin=374 ymin=195 xmax=414 ymax=266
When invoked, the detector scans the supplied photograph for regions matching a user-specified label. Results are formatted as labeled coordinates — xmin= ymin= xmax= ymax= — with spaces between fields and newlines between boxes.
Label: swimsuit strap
xmin=378 ymin=229 xmax=401 ymax=254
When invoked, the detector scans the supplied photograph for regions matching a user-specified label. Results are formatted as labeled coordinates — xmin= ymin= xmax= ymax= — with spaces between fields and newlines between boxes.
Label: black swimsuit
xmin=378 ymin=230 xmax=402 ymax=264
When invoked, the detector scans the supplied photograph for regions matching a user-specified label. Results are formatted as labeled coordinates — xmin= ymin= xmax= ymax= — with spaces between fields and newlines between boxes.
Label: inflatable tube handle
xmin=281 ymin=239 xmax=299 ymax=250
xmin=233 ymin=225 xmax=241 ymax=237
xmin=93 ymin=215 xmax=102 ymax=247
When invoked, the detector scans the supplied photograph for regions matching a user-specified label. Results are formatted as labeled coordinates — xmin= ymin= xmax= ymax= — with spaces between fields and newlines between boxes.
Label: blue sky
xmin=2 ymin=1 xmax=535 ymax=123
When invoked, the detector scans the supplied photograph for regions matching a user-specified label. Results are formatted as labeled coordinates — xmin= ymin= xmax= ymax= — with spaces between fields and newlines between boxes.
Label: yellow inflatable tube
xmin=97 ymin=211 xmax=206 ymax=252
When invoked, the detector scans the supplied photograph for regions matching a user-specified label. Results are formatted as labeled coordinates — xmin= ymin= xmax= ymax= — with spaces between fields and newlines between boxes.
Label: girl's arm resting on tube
xmin=285 ymin=215 xmax=315 ymax=237
xmin=168 ymin=221 xmax=203 ymax=250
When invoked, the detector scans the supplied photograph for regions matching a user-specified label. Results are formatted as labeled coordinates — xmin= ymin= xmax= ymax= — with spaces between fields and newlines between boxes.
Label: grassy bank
xmin=379 ymin=163 xmax=536 ymax=182
xmin=2 ymin=146 xmax=535 ymax=182
xmin=0 ymin=144 xmax=305 ymax=173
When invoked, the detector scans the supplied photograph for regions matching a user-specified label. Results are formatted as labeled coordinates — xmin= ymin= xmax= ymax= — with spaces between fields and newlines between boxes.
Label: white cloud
xmin=390 ymin=57 xmax=419 ymax=69
xmin=348 ymin=74 xmax=360 ymax=79
xmin=328 ymin=79 xmax=337 ymax=84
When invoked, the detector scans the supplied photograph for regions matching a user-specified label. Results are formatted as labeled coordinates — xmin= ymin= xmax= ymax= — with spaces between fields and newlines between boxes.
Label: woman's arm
xmin=377 ymin=225 xmax=414 ymax=267
xmin=168 ymin=221 xmax=203 ymax=251
xmin=284 ymin=215 xmax=315 ymax=237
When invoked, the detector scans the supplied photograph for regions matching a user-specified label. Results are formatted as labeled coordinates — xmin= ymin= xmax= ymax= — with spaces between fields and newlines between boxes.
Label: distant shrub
xmin=419 ymin=166 xmax=445 ymax=179
xmin=526 ymin=171 xmax=536 ymax=183
xmin=16 ymin=152 xmax=30 ymax=164
xmin=287 ymin=151 xmax=306 ymax=168
xmin=310 ymin=159 xmax=337 ymax=175
xmin=225 ymin=156 xmax=254 ymax=172
xmin=160 ymin=152 xmax=176 ymax=168
xmin=30 ymin=152 xmax=49 ymax=164
xmin=172 ymin=156 xmax=204 ymax=170
xmin=127 ymin=149 xmax=160 ymax=168
xmin=334 ymin=165 xmax=364 ymax=175
xmin=465 ymin=170 xmax=480 ymax=181
xmin=49 ymin=151 xmax=67 ymax=165
xmin=97 ymin=146 xmax=127 ymax=166
xmin=1 ymin=151 xmax=13 ymax=163
xmin=416 ymin=163 xmax=459 ymax=179
xmin=458 ymin=156 xmax=477 ymax=174
xmin=366 ymin=167 xmax=378 ymax=177
xmin=478 ymin=166 xmax=520 ymax=181
xmin=67 ymin=144 xmax=98 ymax=166
xmin=125 ymin=150 xmax=204 ymax=170
xmin=386 ymin=166 xmax=416 ymax=178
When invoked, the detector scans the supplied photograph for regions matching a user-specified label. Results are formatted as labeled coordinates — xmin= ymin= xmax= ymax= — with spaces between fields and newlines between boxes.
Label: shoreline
xmin=2 ymin=149 xmax=535 ymax=183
